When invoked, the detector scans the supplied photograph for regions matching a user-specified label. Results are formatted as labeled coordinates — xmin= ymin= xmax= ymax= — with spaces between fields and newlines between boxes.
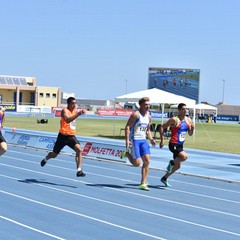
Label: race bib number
xmin=139 ymin=125 xmax=147 ymax=132
xmin=179 ymin=131 xmax=187 ymax=142
xmin=70 ymin=120 xmax=76 ymax=130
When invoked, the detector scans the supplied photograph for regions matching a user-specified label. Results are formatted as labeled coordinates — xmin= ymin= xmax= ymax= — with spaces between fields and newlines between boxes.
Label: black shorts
xmin=169 ymin=142 xmax=183 ymax=159
xmin=53 ymin=133 xmax=80 ymax=154
xmin=0 ymin=131 xmax=6 ymax=143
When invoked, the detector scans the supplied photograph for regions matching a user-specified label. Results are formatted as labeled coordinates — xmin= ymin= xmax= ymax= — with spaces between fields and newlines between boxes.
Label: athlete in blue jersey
xmin=120 ymin=97 xmax=156 ymax=191
xmin=159 ymin=103 xmax=194 ymax=187
xmin=0 ymin=106 xmax=7 ymax=157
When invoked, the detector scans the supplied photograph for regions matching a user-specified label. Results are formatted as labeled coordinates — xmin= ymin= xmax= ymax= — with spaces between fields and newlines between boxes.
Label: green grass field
xmin=4 ymin=116 xmax=240 ymax=154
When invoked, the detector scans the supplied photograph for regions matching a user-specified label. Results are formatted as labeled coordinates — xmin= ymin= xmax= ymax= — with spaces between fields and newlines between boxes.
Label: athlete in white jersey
xmin=120 ymin=97 xmax=156 ymax=191
xmin=130 ymin=111 xmax=150 ymax=141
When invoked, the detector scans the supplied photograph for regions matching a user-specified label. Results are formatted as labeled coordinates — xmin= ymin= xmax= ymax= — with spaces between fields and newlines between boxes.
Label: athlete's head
xmin=139 ymin=97 xmax=150 ymax=106
xmin=178 ymin=103 xmax=189 ymax=116
xmin=67 ymin=97 xmax=76 ymax=104
xmin=138 ymin=97 xmax=150 ymax=111
xmin=67 ymin=97 xmax=77 ymax=110
xmin=178 ymin=103 xmax=186 ymax=110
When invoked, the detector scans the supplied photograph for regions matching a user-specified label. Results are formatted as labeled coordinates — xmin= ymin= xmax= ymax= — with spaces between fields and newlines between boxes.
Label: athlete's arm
xmin=146 ymin=116 xmax=156 ymax=146
xmin=124 ymin=112 xmax=138 ymax=148
xmin=159 ymin=117 xmax=176 ymax=148
xmin=187 ymin=117 xmax=195 ymax=136
xmin=61 ymin=108 xmax=85 ymax=123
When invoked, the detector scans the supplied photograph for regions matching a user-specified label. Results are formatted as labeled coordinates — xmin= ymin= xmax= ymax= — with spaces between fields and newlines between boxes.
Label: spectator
xmin=213 ymin=111 xmax=217 ymax=123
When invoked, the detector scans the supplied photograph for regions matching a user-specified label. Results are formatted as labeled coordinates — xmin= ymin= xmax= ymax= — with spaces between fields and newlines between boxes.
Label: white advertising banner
xmin=3 ymin=131 xmax=126 ymax=163
xmin=82 ymin=142 xmax=125 ymax=162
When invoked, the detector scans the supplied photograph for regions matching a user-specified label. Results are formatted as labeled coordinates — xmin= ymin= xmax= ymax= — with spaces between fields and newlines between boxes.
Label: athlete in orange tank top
xmin=40 ymin=97 xmax=86 ymax=177
xmin=59 ymin=108 xmax=78 ymax=136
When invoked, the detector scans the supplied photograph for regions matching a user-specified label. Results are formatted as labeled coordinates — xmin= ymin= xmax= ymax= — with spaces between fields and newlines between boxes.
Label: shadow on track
xmin=18 ymin=178 xmax=77 ymax=188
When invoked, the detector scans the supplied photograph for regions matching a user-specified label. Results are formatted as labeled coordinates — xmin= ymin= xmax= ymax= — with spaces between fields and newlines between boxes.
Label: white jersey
xmin=130 ymin=111 xmax=150 ymax=140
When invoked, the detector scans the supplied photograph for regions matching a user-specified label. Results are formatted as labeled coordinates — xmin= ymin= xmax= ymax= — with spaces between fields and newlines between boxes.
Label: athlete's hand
xmin=126 ymin=139 xmax=132 ymax=149
xmin=81 ymin=109 xmax=86 ymax=115
xmin=159 ymin=140 xmax=164 ymax=149
xmin=150 ymin=139 xmax=156 ymax=146
xmin=78 ymin=109 xmax=86 ymax=115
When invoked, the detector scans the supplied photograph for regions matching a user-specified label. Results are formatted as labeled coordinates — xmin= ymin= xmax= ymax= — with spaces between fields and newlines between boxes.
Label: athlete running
xmin=159 ymin=103 xmax=194 ymax=186
xmin=40 ymin=97 xmax=86 ymax=177
xmin=120 ymin=97 xmax=156 ymax=191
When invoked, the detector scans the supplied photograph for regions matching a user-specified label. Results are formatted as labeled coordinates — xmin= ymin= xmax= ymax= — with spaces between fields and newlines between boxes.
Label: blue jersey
xmin=170 ymin=117 xmax=190 ymax=145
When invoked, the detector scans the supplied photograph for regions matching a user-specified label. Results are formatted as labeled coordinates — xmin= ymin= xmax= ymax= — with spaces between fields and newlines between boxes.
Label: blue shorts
xmin=131 ymin=139 xmax=150 ymax=159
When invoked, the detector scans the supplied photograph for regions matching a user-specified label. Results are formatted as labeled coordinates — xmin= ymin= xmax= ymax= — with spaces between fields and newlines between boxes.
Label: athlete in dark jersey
xmin=159 ymin=103 xmax=194 ymax=187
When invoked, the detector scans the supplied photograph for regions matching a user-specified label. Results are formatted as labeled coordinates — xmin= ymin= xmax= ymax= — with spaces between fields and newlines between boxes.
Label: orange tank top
xmin=59 ymin=108 xmax=77 ymax=135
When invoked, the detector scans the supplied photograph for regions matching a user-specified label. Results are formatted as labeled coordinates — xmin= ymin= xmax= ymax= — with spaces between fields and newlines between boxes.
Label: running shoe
xmin=166 ymin=160 xmax=174 ymax=173
xmin=40 ymin=159 xmax=47 ymax=167
xmin=161 ymin=177 xmax=171 ymax=187
xmin=139 ymin=183 xmax=150 ymax=191
xmin=76 ymin=170 xmax=86 ymax=177
xmin=120 ymin=149 xmax=129 ymax=159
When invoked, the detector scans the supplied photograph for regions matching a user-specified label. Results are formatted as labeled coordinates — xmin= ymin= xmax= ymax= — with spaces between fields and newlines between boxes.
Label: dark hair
xmin=138 ymin=97 xmax=150 ymax=105
xmin=67 ymin=97 xmax=76 ymax=104
xmin=178 ymin=103 xmax=186 ymax=110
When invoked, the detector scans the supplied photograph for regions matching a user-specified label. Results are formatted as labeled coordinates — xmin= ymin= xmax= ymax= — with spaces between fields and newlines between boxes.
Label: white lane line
xmin=166 ymin=188 xmax=240 ymax=204
xmin=107 ymin=186 xmax=240 ymax=218
xmin=1 ymin=173 xmax=240 ymax=238
xmin=0 ymin=215 xmax=65 ymax=240
xmin=5 ymin=151 xmax=240 ymax=194
xmin=0 ymin=189 xmax=166 ymax=240
xmin=1 ymin=161 xmax=240 ymax=213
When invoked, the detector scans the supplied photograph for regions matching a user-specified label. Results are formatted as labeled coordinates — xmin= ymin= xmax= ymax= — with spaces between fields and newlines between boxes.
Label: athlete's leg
xmin=0 ymin=141 xmax=7 ymax=156
xmin=163 ymin=151 xmax=188 ymax=179
xmin=46 ymin=151 xmax=58 ymax=160
xmin=140 ymin=154 xmax=150 ymax=184
xmin=74 ymin=143 xmax=83 ymax=170
xmin=125 ymin=152 xmax=141 ymax=166
xmin=139 ymin=140 xmax=151 ymax=185
xmin=40 ymin=134 xmax=63 ymax=166
xmin=68 ymin=136 xmax=85 ymax=177
xmin=125 ymin=141 xmax=141 ymax=166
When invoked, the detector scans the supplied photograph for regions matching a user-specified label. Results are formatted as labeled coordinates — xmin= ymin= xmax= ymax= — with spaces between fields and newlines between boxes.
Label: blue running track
xmin=0 ymin=144 xmax=240 ymax=240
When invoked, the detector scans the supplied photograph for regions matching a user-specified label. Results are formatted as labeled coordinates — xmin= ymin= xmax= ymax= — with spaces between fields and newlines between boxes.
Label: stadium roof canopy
xmin=115 ymin=88 xmax=196 ymax=106
xmin=115 ymin=88 xmax=196 ymax=123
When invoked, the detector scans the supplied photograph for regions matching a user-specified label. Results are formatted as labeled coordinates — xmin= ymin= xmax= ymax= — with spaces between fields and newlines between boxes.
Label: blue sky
xmin=0 ymin=0 xmax=239 ymax=105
